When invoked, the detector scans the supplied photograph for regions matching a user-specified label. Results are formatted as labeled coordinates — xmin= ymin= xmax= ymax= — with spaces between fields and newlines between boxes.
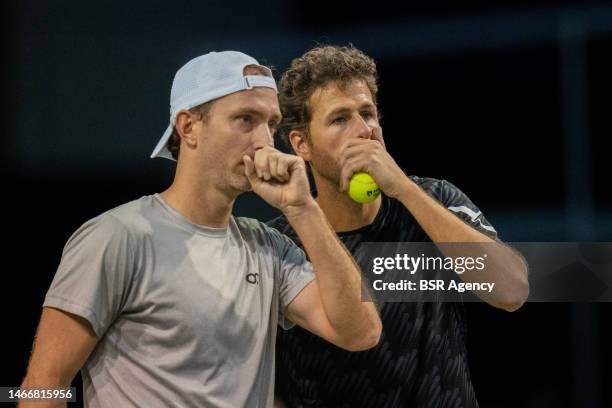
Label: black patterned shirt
xmin=268 ymin=176 xmax=497 ymax=408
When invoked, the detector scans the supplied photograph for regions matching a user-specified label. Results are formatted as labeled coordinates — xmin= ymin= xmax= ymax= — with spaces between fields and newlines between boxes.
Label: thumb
xmin=243 ymin=155 xmax=258 ymax=185
xmin=372 ymin=126 xmax=386 ymax=149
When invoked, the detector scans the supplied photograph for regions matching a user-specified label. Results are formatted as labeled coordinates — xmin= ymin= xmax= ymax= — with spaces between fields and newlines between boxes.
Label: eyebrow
xmin=325 ymin=102 xmax=377 ymax=119
xmin=233 ymin=107 xmax=282 ymax=123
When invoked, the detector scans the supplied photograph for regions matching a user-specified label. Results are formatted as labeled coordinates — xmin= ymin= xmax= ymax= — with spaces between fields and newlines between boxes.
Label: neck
xmin=160 ymin=159 xmax=236 ymax=228
xmin=312 ymin=171 xmax=381 ymax=233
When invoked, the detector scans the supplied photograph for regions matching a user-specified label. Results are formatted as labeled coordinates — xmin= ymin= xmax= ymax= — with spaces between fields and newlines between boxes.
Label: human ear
xmin=175 ymin=110 xmax=198 ymax=149
xmin=289 ymin=130 xmax=311 ymax=162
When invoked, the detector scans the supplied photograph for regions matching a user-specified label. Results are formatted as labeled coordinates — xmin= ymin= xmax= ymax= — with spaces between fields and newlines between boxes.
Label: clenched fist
xmin=243 ymin=146 xmax=314 ymax=215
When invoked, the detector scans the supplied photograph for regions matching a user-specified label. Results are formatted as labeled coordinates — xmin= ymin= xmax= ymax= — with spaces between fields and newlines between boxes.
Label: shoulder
xmin=266 ymin=214 xmax=293 ymax=235
xmin=409 ymin=175 xmax=497 ymax=236
xmin=266 ymin=214 xmax=299 ymax=246
xmin=234 ymin=216 xmax=293 ymax=246
xmin=233 ymin=217 xmax=306 ymax=268
xmin=101 ymin=196 xmax=157 ymax=235
xmin=71 ymin=196 xmax=155 ymax=244
xmin=409 ymin=175 xmax=472 ymax=205
xmin=234 ymin=216 xmax=274 ymax=234
xmin=410 ymin=175 xmax=448 ymax=196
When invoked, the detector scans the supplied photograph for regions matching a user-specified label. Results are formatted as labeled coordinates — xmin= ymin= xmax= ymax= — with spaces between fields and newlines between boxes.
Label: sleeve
xmin=438 ymin=179 xmax=498 ymax=238
xmin=269 ymin=228 xmax=316 ymax=330
xmin=43 ymin=213 xmax=136 ymax=338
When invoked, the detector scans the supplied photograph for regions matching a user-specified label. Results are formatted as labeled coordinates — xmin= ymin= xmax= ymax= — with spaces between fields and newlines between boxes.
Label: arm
xmin=338 ymin=128 xmax=529 ymax=312
xmin=393 ymin=179 xmax=529 ymax=311
xmin=244 ymin=148 xmax=381 ymax=351
xmin=19 ymin=307 xmax=98 ymax=408
xmin=284 ymin=202 xmax=381 ymax=351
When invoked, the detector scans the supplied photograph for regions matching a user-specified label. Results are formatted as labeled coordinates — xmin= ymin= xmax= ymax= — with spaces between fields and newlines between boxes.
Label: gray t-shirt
xmin=44 ymin=194 xmax=315 ymax=408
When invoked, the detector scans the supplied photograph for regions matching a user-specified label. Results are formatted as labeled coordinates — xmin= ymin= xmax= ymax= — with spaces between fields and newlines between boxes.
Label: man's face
xmin=194 ymin=87 xmax=281 ymax=194
xmin=305 ymin=79 xmax=380 ymax=186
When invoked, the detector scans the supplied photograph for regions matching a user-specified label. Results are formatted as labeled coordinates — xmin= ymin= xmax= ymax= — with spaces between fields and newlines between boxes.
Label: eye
xmin=331 ymin=116 xmax=348 ymax=125
xmin=238 ymin=115 xmax=253 ymax=125
xmin=235 ymin=115 xmax=256 ymax=132
xmin=268 ymin=121 xmax=279 ymax=132
xmin=361 ymin=111 xmax=375 ymax=120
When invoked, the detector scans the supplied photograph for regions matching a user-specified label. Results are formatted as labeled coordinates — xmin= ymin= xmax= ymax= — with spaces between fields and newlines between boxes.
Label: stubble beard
xmin=229 ymin=164 xmax=252 ymax=194
xmin=309 ymin=146 xmax=342 ymax=192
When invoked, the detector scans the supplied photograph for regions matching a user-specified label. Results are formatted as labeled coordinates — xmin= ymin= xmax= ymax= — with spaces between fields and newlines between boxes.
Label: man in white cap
xmin=20 ymin=51 xmax=381 ymax=408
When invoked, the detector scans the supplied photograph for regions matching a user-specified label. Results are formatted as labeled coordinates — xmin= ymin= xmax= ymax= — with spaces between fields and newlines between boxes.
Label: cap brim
xmin=150 ymin=124 xmax=176 ymax=161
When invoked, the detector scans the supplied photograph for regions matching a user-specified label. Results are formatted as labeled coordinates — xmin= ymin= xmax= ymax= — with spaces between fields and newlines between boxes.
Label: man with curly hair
xmin=269 ymin=45 xmax=529 ymax=407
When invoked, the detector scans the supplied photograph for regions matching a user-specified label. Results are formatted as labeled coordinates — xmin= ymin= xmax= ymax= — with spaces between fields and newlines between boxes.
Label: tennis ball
xmin=348 ymin=172 xmax=380 ymax=203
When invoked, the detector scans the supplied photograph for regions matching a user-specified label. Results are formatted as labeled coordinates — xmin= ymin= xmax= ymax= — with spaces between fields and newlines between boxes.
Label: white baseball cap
xmin=150 ymin=51 xmax=278 ymax=161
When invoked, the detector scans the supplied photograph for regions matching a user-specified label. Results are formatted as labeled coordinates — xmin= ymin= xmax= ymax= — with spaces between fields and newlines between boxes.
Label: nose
xmin=252 ymin=123 xmax=274 ymax=150
xmin=354 ymin=114 xmax=373 ymax=140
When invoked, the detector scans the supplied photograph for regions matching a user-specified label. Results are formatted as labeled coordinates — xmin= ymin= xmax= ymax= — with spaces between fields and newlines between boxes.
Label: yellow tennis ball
xmin=348 ymin=172 xmax=380 ymax=203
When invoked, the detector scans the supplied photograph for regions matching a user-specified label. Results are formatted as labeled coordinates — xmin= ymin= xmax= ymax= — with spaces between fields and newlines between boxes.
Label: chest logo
xmin=246 ymin=273 xmax=259 ymax=285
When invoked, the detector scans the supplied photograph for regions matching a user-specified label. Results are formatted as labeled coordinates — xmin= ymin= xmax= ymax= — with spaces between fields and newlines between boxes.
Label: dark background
xmin=3 ymin=1 xmax=612 ymax=407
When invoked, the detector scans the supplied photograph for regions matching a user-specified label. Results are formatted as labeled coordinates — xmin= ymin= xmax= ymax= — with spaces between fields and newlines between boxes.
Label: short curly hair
xmin=278 ymin=45 xmax=379 ymax=148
